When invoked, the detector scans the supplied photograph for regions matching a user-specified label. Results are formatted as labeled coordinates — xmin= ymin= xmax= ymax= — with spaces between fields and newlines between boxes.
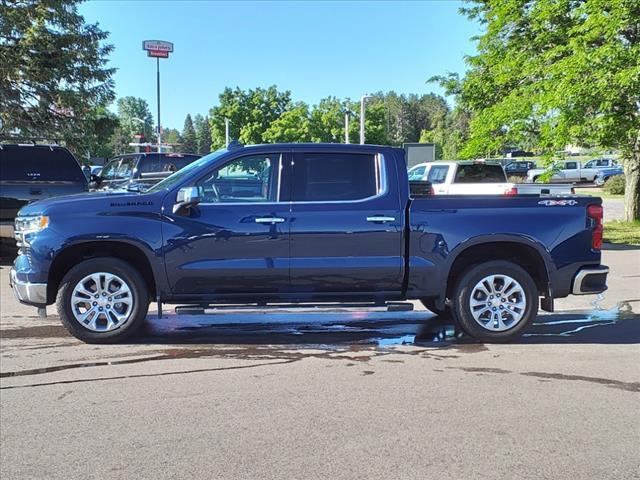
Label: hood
xmin=16 ymin=190 xmax=156 ymax=216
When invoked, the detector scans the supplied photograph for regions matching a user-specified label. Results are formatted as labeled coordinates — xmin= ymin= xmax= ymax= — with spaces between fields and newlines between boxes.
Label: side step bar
xmin=174 ymin=302 xmax=415 ymax=315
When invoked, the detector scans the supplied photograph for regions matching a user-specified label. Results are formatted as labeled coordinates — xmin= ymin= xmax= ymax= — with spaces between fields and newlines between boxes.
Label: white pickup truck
xmin=526 ymin=160 xmax=601 ymax=184
xmin=408 ymin=161 xmax=573 ymax=195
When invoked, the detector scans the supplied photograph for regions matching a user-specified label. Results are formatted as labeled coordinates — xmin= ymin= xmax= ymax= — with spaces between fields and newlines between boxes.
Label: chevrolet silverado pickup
xmin=10 ymin=143 xmax=608 ymax=343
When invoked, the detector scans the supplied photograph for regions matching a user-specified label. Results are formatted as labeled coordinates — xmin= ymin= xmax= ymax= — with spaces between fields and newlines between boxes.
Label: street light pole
xmin=344 ymin=112 xmax=350 ymax=144
xmin=360 ymin=94 xmax=372 ymax=145
xmin=225 ymin=118 xmax=230 ymax=146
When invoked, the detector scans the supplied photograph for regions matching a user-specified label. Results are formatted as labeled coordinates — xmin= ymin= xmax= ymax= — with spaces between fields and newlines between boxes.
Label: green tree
xmin=309 ymin=97 xmax=349 ymax=143
xmin=113 ymin=96 xmax=153 ymax=152
xmin=194 ymin=114 xmax=212 ymax=154
xmin=209 ymin=86 xmax=292 ymax=148
xmin=82 ymin=106 xmax=119 ymax=160
xmin=433 ymin=0 xmax=640 ymax=220
xmin=163 ymin=128 xmax=181 ymax=147
xmin=181 ymin=114 xmax=197 ymax=153
xmin=263 ymin=103 xmax=311 ymax=143
xmin=0 ymin=0 xmax=115 ymax=154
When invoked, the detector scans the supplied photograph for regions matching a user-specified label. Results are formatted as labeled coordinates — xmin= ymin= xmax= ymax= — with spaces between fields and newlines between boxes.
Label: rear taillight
xmin=503 ymin=187 xmax=518 ymax=196
xmin=587 ymin=204 xmax=603 ymax=250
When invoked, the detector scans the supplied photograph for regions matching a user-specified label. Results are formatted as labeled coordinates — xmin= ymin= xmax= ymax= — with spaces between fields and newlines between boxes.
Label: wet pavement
xmin=1 ymin=248 xmax=639 ymax=479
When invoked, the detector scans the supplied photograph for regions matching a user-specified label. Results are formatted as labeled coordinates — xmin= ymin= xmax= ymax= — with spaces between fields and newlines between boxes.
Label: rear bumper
xmin=9 ymin=268 xmax=47 ymax=306
xmin=572 ymin=265 xmax=609 ymax=295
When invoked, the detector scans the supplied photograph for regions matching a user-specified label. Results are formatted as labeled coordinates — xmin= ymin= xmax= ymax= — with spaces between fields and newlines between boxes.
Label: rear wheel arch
xmin=47 ymin=241 xmax=157 ymax=304
xmin=444 ymin=240 xmax=551 ymax=300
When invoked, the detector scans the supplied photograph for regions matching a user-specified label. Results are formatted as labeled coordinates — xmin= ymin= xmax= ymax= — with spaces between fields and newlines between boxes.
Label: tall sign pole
xmin=142 ymin=40 xmax=174 ymax=153
xmin=156 ymin=57 xmax=161 ymax=152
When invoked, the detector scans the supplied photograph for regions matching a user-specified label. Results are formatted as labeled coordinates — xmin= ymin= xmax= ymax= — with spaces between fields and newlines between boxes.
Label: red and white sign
xmin=142 ymin=40 xmax=173 ymax=58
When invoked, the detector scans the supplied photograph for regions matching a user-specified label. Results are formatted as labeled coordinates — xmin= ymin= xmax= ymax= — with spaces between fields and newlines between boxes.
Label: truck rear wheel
xmin=56 ymin=258 xmax=149 ymax=343
xmin=451 ymin=260 xmax=537 ymax=342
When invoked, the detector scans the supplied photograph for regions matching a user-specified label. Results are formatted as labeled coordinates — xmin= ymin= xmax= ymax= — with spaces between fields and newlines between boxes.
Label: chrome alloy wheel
xmin=70 ymin=272 xmax=134 ymax=332
xmin=469 ymin=274 xmax=527 ymax=332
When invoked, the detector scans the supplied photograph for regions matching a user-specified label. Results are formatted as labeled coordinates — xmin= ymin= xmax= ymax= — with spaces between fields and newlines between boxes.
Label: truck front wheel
xmin=56 ymin=258 xmax=149 ymax=343
xmin=452 ymin=261 xmax=537 ymax=342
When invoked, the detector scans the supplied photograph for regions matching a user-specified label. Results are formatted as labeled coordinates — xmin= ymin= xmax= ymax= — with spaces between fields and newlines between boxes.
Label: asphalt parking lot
xmin=1 ymin=243 xmax=639 ymax=479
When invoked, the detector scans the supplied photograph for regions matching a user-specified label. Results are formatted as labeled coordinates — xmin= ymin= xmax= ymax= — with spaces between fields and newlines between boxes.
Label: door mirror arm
xmin=173 ymin=187 xmax=201 ymax=215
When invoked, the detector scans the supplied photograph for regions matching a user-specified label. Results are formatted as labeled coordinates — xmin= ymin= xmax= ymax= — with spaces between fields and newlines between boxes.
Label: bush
xmin=603 ymin=174 xmax=625 ymax=195
xmin=507 ymin=176 xmax=526 ymax=183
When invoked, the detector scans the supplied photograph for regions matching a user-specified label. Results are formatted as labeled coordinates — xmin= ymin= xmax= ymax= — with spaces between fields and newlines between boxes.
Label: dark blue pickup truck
xmin=10 ymin=143 xmax=608 ymax=343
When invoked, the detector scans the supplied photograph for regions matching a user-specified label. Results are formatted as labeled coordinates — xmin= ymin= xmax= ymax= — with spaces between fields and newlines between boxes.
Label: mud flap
xmin=540 ymin=285 xmax=554 ymax=312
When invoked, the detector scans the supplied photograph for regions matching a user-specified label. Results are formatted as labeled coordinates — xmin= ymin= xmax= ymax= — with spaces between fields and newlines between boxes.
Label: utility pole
xmin=360 ymin=94 xmax=372 ymax=145
xmin=225 ymin=118 xmax=230 ymax=146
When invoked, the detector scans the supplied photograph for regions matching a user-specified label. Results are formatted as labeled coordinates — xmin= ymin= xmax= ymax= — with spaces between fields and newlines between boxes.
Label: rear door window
xmin=291 ymin=152 xmax=379 ymax=201
xmin=427 ymin=165 xmax=449 ymax=184
xmin=0 ymin=145 xmax=86 ymax=182
xmin=454 ymin=164 xmax=507 ymax=183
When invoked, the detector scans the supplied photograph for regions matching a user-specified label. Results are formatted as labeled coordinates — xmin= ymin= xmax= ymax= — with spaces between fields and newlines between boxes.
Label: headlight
xmin=15 ymin=215 xmax=49 ymax=234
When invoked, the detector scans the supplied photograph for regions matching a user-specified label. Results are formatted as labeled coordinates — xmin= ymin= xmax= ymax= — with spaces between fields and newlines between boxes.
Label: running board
xmin=174 ymin=302 xmax=415 ymax=315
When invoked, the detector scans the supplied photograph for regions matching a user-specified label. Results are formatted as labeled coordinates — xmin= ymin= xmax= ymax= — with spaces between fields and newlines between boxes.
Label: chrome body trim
xmin=9 ymin=268 xmax=48 ymax=305
xmin=572 ymin=266 xmax=609 ymax=295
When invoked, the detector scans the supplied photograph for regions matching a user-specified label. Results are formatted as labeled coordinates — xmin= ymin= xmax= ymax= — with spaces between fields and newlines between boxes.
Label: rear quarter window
xmin=454 ymin=164 xmax=507 ymax=183
xmin=0 ymin=146 xmax=86 ymax=182
xmin=427 ymin=165 xmax=449 ymax=184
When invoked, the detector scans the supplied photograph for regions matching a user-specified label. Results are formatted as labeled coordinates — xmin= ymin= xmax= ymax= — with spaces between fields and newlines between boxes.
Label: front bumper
xmin=572 ymin=265 xmax=609 ymax=295
xmin=9 ymin=268 xmax=47 ymax=305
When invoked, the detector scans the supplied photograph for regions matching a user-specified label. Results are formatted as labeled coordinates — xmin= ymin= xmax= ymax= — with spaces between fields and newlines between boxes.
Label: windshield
xmin=145 ymin=149 xmax=228 ymax=194
xmin=102 ymin=156 xmax=138 ymax=180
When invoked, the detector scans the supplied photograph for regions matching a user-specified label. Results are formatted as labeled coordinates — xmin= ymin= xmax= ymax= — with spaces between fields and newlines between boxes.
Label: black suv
xmin=95 ymin=152 xmax=201 ymax=191
xmin=0 ymin=144 xmax=88 ymax=243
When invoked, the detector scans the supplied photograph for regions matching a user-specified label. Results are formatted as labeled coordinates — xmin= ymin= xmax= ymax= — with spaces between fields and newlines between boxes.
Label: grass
xmin=603 ymin=220 xmax=640 ymax=245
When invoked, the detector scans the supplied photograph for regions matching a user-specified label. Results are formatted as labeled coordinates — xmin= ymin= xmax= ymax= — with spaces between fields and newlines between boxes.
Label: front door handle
xmin=255 ymin=217 xmax=285 ymax=224
xmin=366 ymin=216 xmax=395 ymax=223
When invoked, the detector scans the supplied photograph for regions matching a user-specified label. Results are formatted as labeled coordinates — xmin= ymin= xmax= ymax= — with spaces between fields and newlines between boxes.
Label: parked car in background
xmin=526 ymin=160 xmax=600 ymax=184
xmin=504 ymin=160 xmax=536 ymax=178
xmin=583 ymin=158 xmax=618 ymax=169
xmin=593 ymin=165 xmax=624 ymax=186
xmin=10 ymin=143 xmax=608 ymax=344
xmin=94 ymin=152 xmax=201 ymax=191
xmin=0 ymin=144 xmax=88 ymax=243
xmin=408 ymin=161 xmax=513 ymax=195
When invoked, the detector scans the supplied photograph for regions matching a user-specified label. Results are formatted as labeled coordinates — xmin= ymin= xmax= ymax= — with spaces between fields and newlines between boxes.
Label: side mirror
xmin=90 ymin=174 xmax=102 ymax=184
xmin=173 ymin=186 xmax=201 ymax=214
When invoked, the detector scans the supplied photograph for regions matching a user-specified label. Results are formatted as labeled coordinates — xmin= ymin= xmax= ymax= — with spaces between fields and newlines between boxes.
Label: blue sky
xmin=79 ymin=0 xmax=480 ymax=130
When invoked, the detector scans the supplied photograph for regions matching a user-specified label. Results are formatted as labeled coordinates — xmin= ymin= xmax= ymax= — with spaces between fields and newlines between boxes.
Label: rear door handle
xmin=255 ymin=217 xmax=285 ymax=224
xmin=366 ymin=216 xmax=395 ymax=223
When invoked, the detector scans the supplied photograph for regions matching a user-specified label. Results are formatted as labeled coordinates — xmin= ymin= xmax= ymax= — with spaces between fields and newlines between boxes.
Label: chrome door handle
xmin=366 ymin=216 xmax=395 ymax=223
xmin=255 ymin=217 xmax=285 ymax=224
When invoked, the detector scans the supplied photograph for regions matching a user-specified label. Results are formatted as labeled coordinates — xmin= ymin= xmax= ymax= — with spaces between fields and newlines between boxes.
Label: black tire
xmin=420 ymin=298 xmax=450 ymax=316
xmin=451 ymin=260 xmax=538 ymax=342
xmin=56 ymin=258 xmax=149 ymax=343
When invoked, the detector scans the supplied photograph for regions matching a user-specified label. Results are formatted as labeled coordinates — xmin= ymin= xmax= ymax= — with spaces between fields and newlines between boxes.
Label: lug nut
xmin=492 ymin=307 xmax=497 ymax=311
xmin=94 ymin=294 xmax=99 ymax=299
xmin=500 ymin=306 xmax=504 ymax=310
xmin=106 ymin=304 xmax=111 ymax=309
xmin=108 ymin=297 xmax=112 ymax=301
xmin=92 ymin=302 xmax=97 ymax=306
xmin=102 ymin=292 xmax=107 ymax=296
xmin=98 ymin=307 xmax=103 ymax=311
